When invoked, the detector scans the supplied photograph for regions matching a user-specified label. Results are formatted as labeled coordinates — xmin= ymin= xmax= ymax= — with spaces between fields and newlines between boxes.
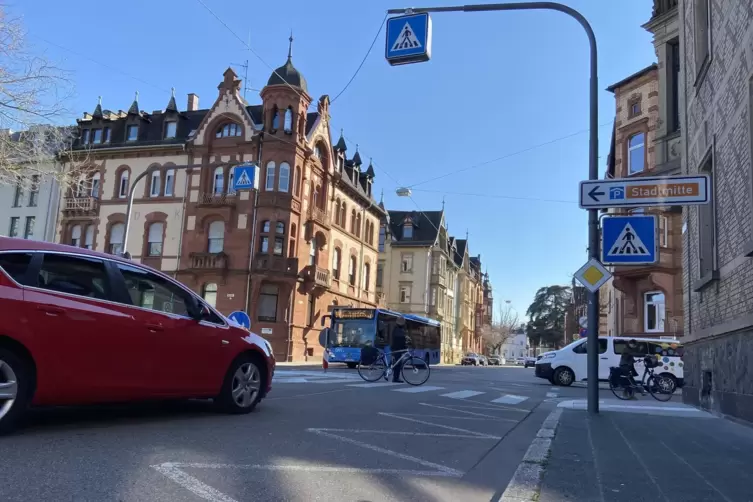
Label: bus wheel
xmin=346 ymin=362 xmax=357 ymax=369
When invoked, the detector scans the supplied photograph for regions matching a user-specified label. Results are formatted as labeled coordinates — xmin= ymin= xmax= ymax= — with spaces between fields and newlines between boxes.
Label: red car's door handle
xmin=37 ymin=306 xmax=64 ymax=316
xmin=145 ymin=323 xmax=165 ymax=332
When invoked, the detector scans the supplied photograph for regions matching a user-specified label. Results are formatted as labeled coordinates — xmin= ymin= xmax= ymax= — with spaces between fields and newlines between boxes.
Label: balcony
xmin=430 ymin=273 xmax=447 ymax=288
xmin=189 ymin=252 xmax=228 ymax=270
xmin=198 ymin=192 xmax=237 ymax=207
xmin=62 ymin=196 xmax=98 ymax=216
xmin=301 ymin=264 xmax=331 ymax=289
xmin=252 ymin=255 xmax=299 ymax=276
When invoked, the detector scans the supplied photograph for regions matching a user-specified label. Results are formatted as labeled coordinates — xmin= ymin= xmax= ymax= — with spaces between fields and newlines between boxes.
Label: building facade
xmin=604 ymin=63 xmax=684 ymax=340
xmin=1 ymin=162 xmax=60 ymax=243
xmin=678 ymin=0 xmax=753 ymax=421
xmin=58 ymin=43 xmax=382 ymax=362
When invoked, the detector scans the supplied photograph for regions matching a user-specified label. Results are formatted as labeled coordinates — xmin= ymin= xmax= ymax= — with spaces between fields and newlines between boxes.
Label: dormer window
xmin=165 ymin=121 xmax=177 ymax=139
xmin=104 ymin=127 xmax=111 ymax=143
xmin=215 ymin=123 xmax=241 ymax=138
xmin=81 ymin=129 xmax=90 ymax=145
xmin=403 ymin=223 xmax=413 ymax=239
xmin=92 ymin=129 xmax=102 ymax=144
xmin=127 ymin=125 xmax=138 ymax=141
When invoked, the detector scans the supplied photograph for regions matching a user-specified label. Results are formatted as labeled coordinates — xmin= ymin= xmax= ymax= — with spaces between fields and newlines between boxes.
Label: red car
xmin=0 ymin=237 xmax=274 ymax=433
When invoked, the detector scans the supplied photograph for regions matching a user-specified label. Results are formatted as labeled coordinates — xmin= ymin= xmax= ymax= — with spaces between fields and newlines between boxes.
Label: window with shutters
xmin=70 ymin=225 xmax=82 ymax=247
xmin=208 ymin=221 xmax=224 ymax=253
xmin=84 ymin=225 xmax=95 ymax=249
xmin=109 ymin=223 xmax=125 ymax=255
xmin=147 ymin=222 xmax=164 ymax=256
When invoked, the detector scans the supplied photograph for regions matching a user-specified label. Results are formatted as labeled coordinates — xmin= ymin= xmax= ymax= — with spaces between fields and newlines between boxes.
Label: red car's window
xmin=0 ymin=252 xmax=34 ymax=285
xmin=38 ymin=253 xmax=111 ymax=300
xmin=117 ymin=263 xmax=192 ymax=317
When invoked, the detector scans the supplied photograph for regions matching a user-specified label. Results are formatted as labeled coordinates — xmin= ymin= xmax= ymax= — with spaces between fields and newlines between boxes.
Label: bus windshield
xmin=331 ymin=319 xmax=376 ymax=348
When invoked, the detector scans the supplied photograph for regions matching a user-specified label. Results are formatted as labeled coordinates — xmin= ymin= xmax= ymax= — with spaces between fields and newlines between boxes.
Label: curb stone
xmin=500 ymin=408 xmax=563 ymax=502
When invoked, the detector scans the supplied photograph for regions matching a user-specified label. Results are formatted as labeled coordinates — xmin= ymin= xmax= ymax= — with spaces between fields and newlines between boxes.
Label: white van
xmin=534 ymin=336 xmax=684 ymax=388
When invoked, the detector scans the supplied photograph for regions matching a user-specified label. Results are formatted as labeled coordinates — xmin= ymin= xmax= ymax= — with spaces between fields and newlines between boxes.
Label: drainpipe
xmin=45 ymin=160 xmax=60 ymax=242
xmin=173 ymin=146 xmax=190 ymax=279
xmin=244 ymin=136 xmax=262 ymax=317
xmin=357 ymin=199 xmax=374 ymax=306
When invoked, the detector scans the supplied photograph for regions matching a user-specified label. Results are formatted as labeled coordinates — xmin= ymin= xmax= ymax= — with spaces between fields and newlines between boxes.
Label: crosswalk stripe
xmin=491 ymin=395 xmax=529 ymax=405
xmin=393 ymin=386 xmax=445 ymax=394
xmin=441 ymin=390 xmax=485 ymax=399
xmin=348 ymin=382 xmax=403 ymax=388
xmin=546 ymin=392 xmax=558 ymax=398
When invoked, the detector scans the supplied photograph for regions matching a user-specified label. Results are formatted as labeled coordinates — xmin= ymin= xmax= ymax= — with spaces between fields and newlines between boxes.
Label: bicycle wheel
xmin=402 ymin=356 xmax=430 ymax=386
xmin=358 ymin=356 xmax=387 ymax=382
xmin=609 ymin=378 xmax=635 ymax=400
xmin=647 ymin=374 xmax=675 ymax=402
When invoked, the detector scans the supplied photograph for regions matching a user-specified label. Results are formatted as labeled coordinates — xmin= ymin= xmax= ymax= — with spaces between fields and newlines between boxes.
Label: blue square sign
xmin=601 ymin=215 xmax=658 ymax=265
xmin=385 ymin=13 xmax=432 ymax=66
xmin=232 ymin=163 xmax=258 ymax=191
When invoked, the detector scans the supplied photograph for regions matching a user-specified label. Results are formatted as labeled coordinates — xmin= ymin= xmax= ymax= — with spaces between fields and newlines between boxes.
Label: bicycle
xmin=608 ymin=355 xmax=676 ymax=402
xmin=357 ymin=347 xmax=430 ymax=386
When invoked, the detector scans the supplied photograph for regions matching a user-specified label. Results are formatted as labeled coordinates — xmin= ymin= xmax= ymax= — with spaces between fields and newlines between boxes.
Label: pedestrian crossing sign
xmin=232 ymin=163 xmax=258 ymax=191
xmin=601 ymin=215 xmax=658 ymax=265
xmin=385 ymin=13 xmax=432 ymax=66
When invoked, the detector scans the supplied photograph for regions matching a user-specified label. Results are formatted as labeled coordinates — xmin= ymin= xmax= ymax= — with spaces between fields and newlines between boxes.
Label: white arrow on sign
xmin=579 ymin=174 xmax=710 ymax=209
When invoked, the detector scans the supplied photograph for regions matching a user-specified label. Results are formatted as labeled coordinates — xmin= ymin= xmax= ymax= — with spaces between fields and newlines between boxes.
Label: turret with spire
xmin=93 ymin=96 xmax=103 ymax=119
xmin=266 ymin=33 xmax=308 ymax=92
xmin=128 ymin=91 xmax=140 ymax=115
xmin=166 ymin=87 xmax=178 ymax=113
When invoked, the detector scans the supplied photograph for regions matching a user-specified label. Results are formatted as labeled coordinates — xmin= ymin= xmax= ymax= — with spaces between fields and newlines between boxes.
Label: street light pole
xmin=387 ymin=2 xmax=600 ymax=413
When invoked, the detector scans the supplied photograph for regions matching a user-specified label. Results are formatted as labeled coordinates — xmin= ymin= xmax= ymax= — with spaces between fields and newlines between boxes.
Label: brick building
xmin=604 ymin=63 xmax=684 ymax=339
xmin=678 ymin=0 xmax=753 ymax=421
xmin=59 ymin=40 xmax=383 ymax=362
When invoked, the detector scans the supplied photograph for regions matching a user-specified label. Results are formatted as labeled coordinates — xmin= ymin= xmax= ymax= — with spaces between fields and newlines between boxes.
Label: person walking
xmin=390 ymin=317 xmax=408 ymax=383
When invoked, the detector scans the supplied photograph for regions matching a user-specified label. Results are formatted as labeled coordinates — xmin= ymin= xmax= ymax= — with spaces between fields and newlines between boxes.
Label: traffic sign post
xmin=385 ymin=13 xmax=433 ymax=66
xmin=601 ymin=215 xmax=658 ymax=265
xmin=579 ymin=175 xmax=710 ymax=209
xmin=232 ymin=163 xmax=259 ymax=192
xmin=228 ymin=311 xmax=251 ymax=330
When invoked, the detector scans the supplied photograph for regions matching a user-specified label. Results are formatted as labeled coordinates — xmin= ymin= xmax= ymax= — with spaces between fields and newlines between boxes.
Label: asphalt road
xmin=0 ymin=365 xmax=679 ymax=501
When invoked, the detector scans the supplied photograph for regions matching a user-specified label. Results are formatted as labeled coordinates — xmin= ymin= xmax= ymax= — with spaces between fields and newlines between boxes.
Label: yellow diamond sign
xmin=574 ymin=258 xmax=612 ymax=293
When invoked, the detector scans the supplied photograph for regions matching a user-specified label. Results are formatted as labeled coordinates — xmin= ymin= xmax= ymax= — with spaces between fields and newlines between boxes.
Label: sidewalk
xmin=538 ymin=402 xmax=753 ymax=502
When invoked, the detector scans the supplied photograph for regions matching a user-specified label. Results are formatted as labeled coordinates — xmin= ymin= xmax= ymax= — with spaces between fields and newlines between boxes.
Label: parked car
xmin=514 ymin=357 xmax=526 ymax=365
xmin=0 ymin=237 xmax=276 ymax=434
xmin=524 ymin=356 xmax=536 ymax=368
xmin=478 ymin=355 xmax=488 ymax=366
xmin=461 ymin=353 xmax=481 ymax=366
xmin=487 ymin=355 xmax=503 ymax=366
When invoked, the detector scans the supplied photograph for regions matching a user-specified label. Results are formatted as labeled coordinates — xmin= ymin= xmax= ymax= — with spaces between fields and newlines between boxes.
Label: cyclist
xmin=390 ymin=316 xmax=408 ymax=383
xmin=619 ymin=339 xmax=644 ymax=395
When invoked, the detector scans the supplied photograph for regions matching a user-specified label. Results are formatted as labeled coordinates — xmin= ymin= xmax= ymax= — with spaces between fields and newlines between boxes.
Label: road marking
xmin=266 ymin=388 xmax=354 ymax=401
xmin=308 ymin=428 xmax=463 ymax=477
xmin=546 ymin=392 xmax=558 ymax=398
xmin=394 ymin=413 xmax=500 ymax=421
xmin=379 ymin=412 xmax=501 ymax=438
xmin=418 ymin=403 xmax=520 ymax=422
xmin=392 ymin=385 xmax=444 ymax=393
xmin=441 ymin=390 xmax=485 ymax=399
xmin=347 ymin=382 xmax=403 ymax=388
xmin=312 ymin=428 xmax=491 ymax=438
xmin=152 ymin=463 xmax=239 ymax=502
xmin=431 ymin=402 xmax=530 ymax=413
xmin=491 ymin=395 xmax=529 ymax=405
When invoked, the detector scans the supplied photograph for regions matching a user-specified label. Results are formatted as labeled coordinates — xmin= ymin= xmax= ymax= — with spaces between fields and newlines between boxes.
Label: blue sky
xmin=17 ymin=0 xmax=655 ymax=319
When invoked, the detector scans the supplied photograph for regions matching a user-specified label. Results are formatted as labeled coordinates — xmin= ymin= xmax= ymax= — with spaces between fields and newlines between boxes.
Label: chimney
xmin=187 ymin=93 xmax=199 ymax=111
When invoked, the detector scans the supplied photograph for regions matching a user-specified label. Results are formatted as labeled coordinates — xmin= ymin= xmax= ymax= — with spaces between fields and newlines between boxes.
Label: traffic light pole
xmin=387 ymin=2 xmax=600 ymax=413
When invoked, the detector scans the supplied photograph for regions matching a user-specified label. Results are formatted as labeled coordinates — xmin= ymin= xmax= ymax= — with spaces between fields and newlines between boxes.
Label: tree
xmin=0 ymin=7 xmax=75 ymax=188
xmin=526 ymin=285 xmax=571 ymax=351
xmin=481 ymin=303 xmax=520 ymax=355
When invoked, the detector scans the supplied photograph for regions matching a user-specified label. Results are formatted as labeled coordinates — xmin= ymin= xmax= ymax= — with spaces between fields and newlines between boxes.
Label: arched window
xmin=215 ymin=123 xmax=242 ymax=138
xmin=289 ymin=223 xmax=297 ymax=257
xmin=350 ymin=210 xmax=357 ymax=234
xmin=364 ymin=263 xmax=371 ymax=292
xmin=84 ymin=225 xmax=95 ymax=249
xmin=271 ymin=107 xmax=280 ymax=130
xmin=208 ymin=221 xmax=225 ymax=253
xmin=149 ymin=170 xmax=161 ymax=197
xmin=203 ymin=283 xmax=218 ymax=308
xmin=265 ymin=162 xmax=276 ymax=191
xmin=349 ymin=256 xmax=357 ymax=285
xmin=355 ymin=213 xmax=362 ymax=237
xmin=283 ymin=107 xmax=293 ymax=133
xmin=90 ymin=172 xmax=101 ymax=198
xmin=340 ymin=204 xmax=347 ymax=229
xmin=332 ymin=247 xmax=341 ymax=280
xmin=294 ymin=167 xmax=301 ymax=196
xmin=109 ymin=223 xmax=125 ymax=255
xmin=164 ymin=169 xmax=175 ymax=196
xmin=334 ymin=199 xmax=341 ymax=225
xmin=213 ymin=166 xmax=224 ymax=195
xmin=118 ymin=170 xmax=129 ymax=198
xmin=70 ymin=225 xmax=82 ymax=247
xmin=279 ymin=162 xmax=290 ymax=192
xmin=147 ymin=222 xmax=164 ymax=256
xmin=309 ymin=239 xmax=317 ymax=266
xmin=313 ymin=145 xmax=321 ymax=159
xmin=312 ymin=187 xmax=319 ymax=209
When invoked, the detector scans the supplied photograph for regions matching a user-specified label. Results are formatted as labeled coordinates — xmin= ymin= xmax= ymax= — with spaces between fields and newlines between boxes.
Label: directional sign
xmin=385 ymin=13 xmax=432 ymax=66
xmin=573 ymin=258 xmax=612 ymax=293
xmin=601 ymin=215 xmax=658 ymax=265
xmin=232 ymin=163 xmax=259 ymax=191
xmin=579 ymin=316 xmax=588 ymax=329
xmin=228 ymin=310 xmax=251 ymax=329
xmin=579 ymin=175 xmax=710 ymax=209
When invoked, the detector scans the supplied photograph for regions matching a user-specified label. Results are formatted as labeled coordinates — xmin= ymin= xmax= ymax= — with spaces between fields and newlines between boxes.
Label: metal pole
xmin=387 ymin=2 xmax=599 ymax=413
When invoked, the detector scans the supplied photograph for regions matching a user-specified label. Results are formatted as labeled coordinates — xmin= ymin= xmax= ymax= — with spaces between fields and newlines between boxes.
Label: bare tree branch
xmin=480 ymin=303 xmax=520 ymax=355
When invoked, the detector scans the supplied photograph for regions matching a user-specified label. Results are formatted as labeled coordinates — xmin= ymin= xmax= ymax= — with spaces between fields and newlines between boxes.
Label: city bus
xmin=321 ymin=307 xmax=441 ymax=368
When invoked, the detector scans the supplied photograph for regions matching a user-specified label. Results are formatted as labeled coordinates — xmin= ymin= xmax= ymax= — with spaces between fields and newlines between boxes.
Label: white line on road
xmin=379 ymin=412 xmax=502 ymax=438
xmin=491 ymin=395 xmax=529 ymax=405
xmin=347 ymin=382 xmax=403 ymax=388
xmin=546 ymin=392 xmax=558 ymax=398
xmin=308 ymin=428 xmax=464 ymax=477
xmin=430 ymin=402 xmax=530 ymax=413
xmin=266 ymin=388 xmax=354 ymax=401
xmin=311 ymin=428 xmax=493 ymax=438
xmin=419 ymin=402 xmax=518 ymax=421
xmin=392 ymin=385 xmax=444 ymax=393
xmin=441 ymin=390 xmax=485 ymax=399
xmin=152 ymin=463 xmax=239 ymax=502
